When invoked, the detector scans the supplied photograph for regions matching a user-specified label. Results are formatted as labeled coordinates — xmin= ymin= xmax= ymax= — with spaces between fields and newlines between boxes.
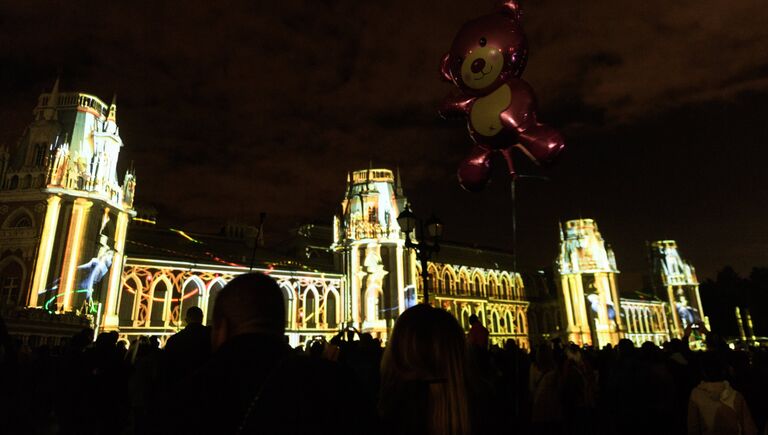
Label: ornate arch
xmin=457 ymin=268 xmax=471 ymax=295
xmin=427 ymin=263 xmax=440 ymax=294
xmin=489 ymin=309 xmax=501 ymax=334
xmin=505 ymin=311 xmax=515 ymax=334
xmin=486 ymin=272 xmax=499 ymax=298
xmin=517 ymin=309 xmax=527 ymax=335
xmin=471 ymin=270 xmax=486 ymax=297
xmin=440 ymin=264 xmax=457 ymax=295
xmin=499 ymin=273 xmax=512 ymax=299
xmin=302 ymin=285 xmax=320 ymax=327
xmin=460 ymin=305 xmax=472 ymax=330
xmin=323 ymin=287 xmax=341 ymax=328
xmin=2 ymin=207 xmax=35 ymax=229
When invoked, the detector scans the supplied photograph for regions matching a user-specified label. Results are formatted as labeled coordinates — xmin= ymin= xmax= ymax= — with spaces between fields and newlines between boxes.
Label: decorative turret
xmin=556 ymin=218 xmax=623 ymax=347
xmin=122 ymin=169 xmax=136 ymax=208
xmin=105 ymin=94 xmax=118 ymax=135
xmin=648 ymin=240 xmax=704 ymax=337
xmin=336 ymin=168 xmax=406 ymax=243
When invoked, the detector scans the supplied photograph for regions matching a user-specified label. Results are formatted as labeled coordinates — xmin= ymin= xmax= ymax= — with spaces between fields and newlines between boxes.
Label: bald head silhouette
xmin=211 ymin=273 xmax=285 ymax=348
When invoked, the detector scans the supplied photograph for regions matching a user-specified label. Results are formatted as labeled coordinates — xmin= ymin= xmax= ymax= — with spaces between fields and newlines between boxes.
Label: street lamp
xmin=397 ymin=204 xmax=443 ymax=305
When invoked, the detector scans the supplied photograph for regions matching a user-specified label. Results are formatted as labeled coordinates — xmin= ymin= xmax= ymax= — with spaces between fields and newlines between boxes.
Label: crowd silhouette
xmin=1 ymin=272 xmax=765 ymax=434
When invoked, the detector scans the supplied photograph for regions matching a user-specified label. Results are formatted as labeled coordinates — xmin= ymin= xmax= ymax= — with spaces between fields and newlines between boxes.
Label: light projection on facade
xmin=648 ymin=240 xmax=705 ymax=337
xmin=332 ymin=169 xmax=410 ymax=338
xmin=118 ymin=258 xmax=344 ymax=347
xmin=1 ymin=85 xmax=706 ymax=348
xmin=556 ymin=219 xmax=623 ymax=347
xmin=0 ymin=80 xmax=135 ymax=330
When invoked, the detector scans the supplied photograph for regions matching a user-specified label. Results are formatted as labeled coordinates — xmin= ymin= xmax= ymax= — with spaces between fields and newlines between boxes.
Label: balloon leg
xmin=457 ymin=144 xmax=493 ymax=192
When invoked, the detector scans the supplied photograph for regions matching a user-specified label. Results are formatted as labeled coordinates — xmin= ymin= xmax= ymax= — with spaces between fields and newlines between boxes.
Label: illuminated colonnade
xmin=416 ymin=262 xmax=529 ymax=349
xmin=621 ymin=299 xmax=670 ymax=346
xmin=118 ymin=258 xmax=344 ymax=347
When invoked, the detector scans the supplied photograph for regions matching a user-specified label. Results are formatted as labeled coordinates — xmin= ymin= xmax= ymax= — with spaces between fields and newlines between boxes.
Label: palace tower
xmin=0 ymin=80 xmax=135 ymax=330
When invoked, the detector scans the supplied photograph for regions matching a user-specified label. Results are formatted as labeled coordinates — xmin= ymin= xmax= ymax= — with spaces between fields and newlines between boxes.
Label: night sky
xmin=1 ymin=0 xmax=767 ymax=292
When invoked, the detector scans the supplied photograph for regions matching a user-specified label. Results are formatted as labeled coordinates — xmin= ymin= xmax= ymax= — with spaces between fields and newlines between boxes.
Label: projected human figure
xmin=76 ymin=247 xmax=114 ymax=302
xmin=587 ymin=293 xmax=616 ymax=321
xmin=676 ymin=295 xmax=699 ymax=328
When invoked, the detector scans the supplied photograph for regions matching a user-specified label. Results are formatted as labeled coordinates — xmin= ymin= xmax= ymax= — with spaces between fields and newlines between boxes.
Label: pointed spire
xmin=50 ymin=77 xmax=60 ymax=105
xmin=395 ymin=166 xmax=403 ymax=196
xmin=43 ymin=76 xmax=60 ymax=120
xmin=107 ymin=93 xmax=117 ymax=122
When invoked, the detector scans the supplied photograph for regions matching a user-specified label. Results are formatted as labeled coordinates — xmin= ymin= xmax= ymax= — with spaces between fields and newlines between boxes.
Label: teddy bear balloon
xmin=439 ymin=0 xmax=565 ymax=192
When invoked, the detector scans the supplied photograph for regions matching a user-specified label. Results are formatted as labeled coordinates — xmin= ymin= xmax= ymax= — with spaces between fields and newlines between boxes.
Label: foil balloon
xmin=439 ymin=0 xmax=565 ymax=192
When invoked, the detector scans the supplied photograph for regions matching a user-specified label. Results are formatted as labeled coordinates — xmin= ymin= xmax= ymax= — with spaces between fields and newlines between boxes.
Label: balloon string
xmin=511 ymin=178 xmax=517 ymax=288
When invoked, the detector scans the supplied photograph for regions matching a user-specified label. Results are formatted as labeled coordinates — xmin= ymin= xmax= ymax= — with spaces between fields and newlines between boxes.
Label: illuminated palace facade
xmin=0 ymin=81 xmax=135 ymax=336
xmin=1 ymin=84 xmax=704 ymax=348
xmin=108 ymin=168 xmax=530 ymax=347
xmin=533 ymin=219 xmax=705 ymax=347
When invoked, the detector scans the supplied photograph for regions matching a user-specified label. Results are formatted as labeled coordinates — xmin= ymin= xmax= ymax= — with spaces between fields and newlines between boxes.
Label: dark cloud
xmin=1 ymin=0 xmax=767 ymax=290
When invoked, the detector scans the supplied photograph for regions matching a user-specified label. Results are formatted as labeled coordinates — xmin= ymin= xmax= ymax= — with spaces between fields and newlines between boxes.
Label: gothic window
xmin=280 ymin=283 xmax=294 ymax=329
xmin=9 ymin=175 xmax=18 ymax=190
xmin=473 ymin=274 xmax=484 ymax=297
xmin=326 ymin=289 xmax=338 ymax=328
xmin=11 ymin=215 xmax=32 ymax=228
xmin=77 ymin=177 xmax=84 ymax=190
xmin=458 ymin=272 xmax=470 ymax=295
xmin=0 ymin=260 xmax=23 ymax=307
xmin=22 ymin=174 xmax=31 ymax=189
xmin=34 ymin=144 xmax=46 ymax=166
xmin=150 ymin=279 xmax=168 ymax=326
xmin=205 ymin=280 xmax=225 ymax=324
xmin=500 ymin=276 xmax=511 ymax=299
xmin=304 ymin=288 xmax=318 ymax=328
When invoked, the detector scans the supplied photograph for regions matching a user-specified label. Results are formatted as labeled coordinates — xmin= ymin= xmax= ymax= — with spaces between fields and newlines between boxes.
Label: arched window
xmin=150 ymin=279 xmax=169 ymax=326
xmin=119 ymin=275 xmax=140 ymax=326
xmin=34 ymin=144 xmax=46 ymax=166
xmin=11 ymin=215 xmax=32 ymax=228
xmin=325 ymin=289 xmax=339 ymax=328
xmin=9 ymin=175 xmax=19 ymax=190
xmin=3 ymin=208 xmax=34 ymax=229
xmin=441 ymin=267 xmax=456 ymax=295
xmin=458 ymin=271 xmax=470 ymax=295
xmin=427 ymin=264 xmax=439 ymax=294
xmin=487 ymin=274 xmax=499 ymax=298
xmin=205 ymin=279 xmax=226 ymax=325
xmin=304 ymin=287 xmax=318 ymax=328
xmin=473 ymin=274 xmax=484 ymax=297
xmin=500 ymin=276 xmax=512 ymax=299
xmin=0 ymin=259 xmax=24 ymax=307
xmin=280 ymin=282 xmax=294 ymax=329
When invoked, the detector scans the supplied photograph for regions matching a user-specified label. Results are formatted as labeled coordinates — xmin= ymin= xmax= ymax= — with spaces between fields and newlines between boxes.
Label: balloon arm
xmin=498 ymin=78 xmax=565 ymax=166
xmin=438 ymin=92 xmax=473 ymax=119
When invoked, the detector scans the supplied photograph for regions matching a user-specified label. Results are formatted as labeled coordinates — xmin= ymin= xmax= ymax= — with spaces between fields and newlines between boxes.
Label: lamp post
xmin=397 ymin=204 xmax=443 ymax=305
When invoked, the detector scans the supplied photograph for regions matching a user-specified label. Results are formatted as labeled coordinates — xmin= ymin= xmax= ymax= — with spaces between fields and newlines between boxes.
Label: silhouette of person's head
xmin=211 ymin=273 xmax=284 ymax=350
xmin=185 ymin=306 xmax=204 ymax=325
xmin=468 ymin=314 xmax=479 ymax=325
xmin=700 ymin=351 xmax=727 ymax=382
xmin=380 ymin=304 xmax=470 ymax=435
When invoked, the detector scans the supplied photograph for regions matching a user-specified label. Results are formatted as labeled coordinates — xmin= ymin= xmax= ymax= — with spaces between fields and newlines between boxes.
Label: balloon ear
xmin=499 ymin=0 xmax=522 ymax=21
xmin=440 ymin=53 xmax=453 ymax=82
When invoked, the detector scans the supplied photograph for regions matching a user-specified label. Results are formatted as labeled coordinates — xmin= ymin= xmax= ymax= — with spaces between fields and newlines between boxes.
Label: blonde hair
xmin=379 ymin=304 xmax=471 ymax=435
